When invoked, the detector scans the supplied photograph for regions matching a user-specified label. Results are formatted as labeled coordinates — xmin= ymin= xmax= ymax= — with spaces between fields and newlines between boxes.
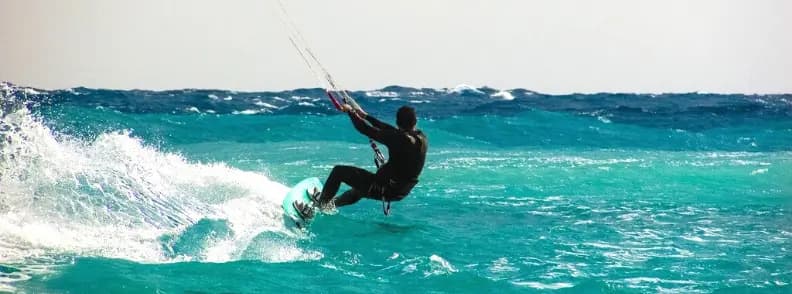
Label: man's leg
xmin=333 ymin=189 xmax=364 ymax=207
xmin=319 ymin=165 xmax=376 ymax=204
xmin=336 ymin=182 xmax=415 ymax=207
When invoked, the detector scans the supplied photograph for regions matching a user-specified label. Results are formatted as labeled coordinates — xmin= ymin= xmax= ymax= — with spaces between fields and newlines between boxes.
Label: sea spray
xmin=0 ymin=97 xmax=315 ymax=268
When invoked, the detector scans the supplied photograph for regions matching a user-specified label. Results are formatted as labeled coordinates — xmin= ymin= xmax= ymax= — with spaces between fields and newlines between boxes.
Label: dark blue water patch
xmin=5 ymin=81 xmax=792 ymax=151
xmin=464 ymin=92 xmax=792 ymax=131
xmin=5 ymin=81 xmax=791 ymax=132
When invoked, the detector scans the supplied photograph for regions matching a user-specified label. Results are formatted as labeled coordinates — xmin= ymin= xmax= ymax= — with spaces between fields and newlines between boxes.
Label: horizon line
xmin=3 ymin=80 xmax=791 ymax=97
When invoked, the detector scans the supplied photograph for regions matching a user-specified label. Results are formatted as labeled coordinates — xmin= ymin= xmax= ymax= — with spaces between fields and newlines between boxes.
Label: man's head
xmin=396 ymin=106 xmax=417 ymax=130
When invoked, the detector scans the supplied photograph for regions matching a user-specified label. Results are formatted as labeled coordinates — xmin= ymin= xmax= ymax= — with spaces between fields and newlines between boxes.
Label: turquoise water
xmin=1 ymin=83 xmax=791 ymax=293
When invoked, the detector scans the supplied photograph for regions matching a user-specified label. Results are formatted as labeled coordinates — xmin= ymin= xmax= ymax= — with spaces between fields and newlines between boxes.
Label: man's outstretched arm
xmin=348 ymin=110 xmax=387 ymax=144
xmin=364 ymin=114 xmax=396 ymax=131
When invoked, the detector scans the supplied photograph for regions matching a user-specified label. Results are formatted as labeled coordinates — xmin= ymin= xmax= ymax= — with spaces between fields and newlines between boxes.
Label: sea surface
xmin=1 ymin=81 xmax=790 ymax=293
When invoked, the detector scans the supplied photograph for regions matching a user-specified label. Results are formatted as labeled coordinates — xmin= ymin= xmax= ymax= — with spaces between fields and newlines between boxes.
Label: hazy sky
xmin=1 ymin=0 xmax=790 ymax=94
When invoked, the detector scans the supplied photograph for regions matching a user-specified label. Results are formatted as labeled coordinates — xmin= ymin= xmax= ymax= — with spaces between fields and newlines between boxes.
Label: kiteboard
xmin=282 ymin=177 xmax=323 ymax=229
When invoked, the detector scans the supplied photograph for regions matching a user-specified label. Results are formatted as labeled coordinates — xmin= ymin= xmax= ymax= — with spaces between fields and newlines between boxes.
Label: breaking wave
xmin=0 ymin=88 xmax=317 ymax=268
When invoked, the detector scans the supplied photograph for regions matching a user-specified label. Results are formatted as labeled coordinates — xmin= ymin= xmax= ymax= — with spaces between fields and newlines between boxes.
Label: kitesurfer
xmin=294 ymin=105 xmax=427 ymax=216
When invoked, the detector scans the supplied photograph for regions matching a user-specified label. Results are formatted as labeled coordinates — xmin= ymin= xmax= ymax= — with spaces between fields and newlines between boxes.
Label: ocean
xmin=1 ymin=81 xmax=790 ymax=293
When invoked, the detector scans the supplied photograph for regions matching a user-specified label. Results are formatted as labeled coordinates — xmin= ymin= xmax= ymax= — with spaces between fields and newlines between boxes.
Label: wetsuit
xmin=318 ymin=112 xmax=427 ymax=207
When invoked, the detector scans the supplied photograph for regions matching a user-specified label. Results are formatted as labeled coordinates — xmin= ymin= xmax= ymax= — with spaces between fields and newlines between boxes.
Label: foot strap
xmin=292 ymin=201 xmax=314 ymax=221
xmin=307 ymin=187 xmax=322 ymax=204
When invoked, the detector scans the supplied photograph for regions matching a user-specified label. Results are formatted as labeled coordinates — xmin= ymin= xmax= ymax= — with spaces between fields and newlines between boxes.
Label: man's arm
xmin=348 ymin=111 xmax=389 ymax=144
xmin=364 ymin=114 xmax=397 ymax=131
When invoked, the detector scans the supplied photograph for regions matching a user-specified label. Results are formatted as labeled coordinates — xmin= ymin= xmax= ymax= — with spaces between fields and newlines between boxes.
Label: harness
xmin=366 ymin=181 xmax=392 ymax=216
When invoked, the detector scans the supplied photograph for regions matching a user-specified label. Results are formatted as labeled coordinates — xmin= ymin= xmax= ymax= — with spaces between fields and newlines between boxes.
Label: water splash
xmin=0 ymin=103 xmax=307 ymax=265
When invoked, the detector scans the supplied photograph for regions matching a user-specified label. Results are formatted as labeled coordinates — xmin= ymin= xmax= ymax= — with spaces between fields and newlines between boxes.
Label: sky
xmin=1 ymin=0 xmax=791 ymax=94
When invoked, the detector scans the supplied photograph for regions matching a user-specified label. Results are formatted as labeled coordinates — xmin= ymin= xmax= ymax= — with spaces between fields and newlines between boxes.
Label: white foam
xmin=544 ymin=196 xmax=564 ymax=201
xmin=489 ymin=257 xmax=518 ymax=274
xmin=491 ymin=89 xmax=514 ymax=100
xmin=597 ymin=116 xmax=612 ymax=123
xmin=619 ymin=213 xmax=639 ymax=221
xmin=425 ymin=254 xmax=457 ymax=276
xmin=701 ymin=152 xmax=754 ymax=159
xmin=531 ymin=156 xmax=640 ymax=166
xmin=750 ymin=168 xmax=768 ymax=175
xmin=447 ymin=84 xmax=484 ymax=94
xmin=365 ymin=90 xmax=398 ymax=97
xmin=402 ymin=263 xmax=417 ymax=273
xmin=511 ymin=281 xmax=574 ymax=289
xmin=22 ymin=88 xmax=41 ymax=95
xmin=232 ymin=109 xmax=261 ymax=115
xmin=732 ymin=160 xmax=770 ymax=166
xmin=253 ymin=101 xmax=279 ymax=109
xmin=0 ymin=81 xmax=12 ymax=92
xmin=624 ymin=277 xmax=696 ymax=285
xmin=256 ymin=244 xmax=322 ymax=263
xmin=0 ymin=108 xmax=303 ymax=265
xmin=583 ymin=242 xmax=622 ymax=249
xmin=0 ymin=283 xmax=17 ymax=292
xmin=681 ymin=235 xmax=706 ymax=243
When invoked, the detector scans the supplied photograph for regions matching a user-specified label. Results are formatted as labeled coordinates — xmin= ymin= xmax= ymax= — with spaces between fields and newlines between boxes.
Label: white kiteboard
xmin=282 ymin=177 xmax=323 ymax=228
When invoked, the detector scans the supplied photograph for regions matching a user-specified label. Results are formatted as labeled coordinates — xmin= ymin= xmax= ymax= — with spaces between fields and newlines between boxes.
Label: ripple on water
xmin=510 ymin=281 xmax=574 ymax=290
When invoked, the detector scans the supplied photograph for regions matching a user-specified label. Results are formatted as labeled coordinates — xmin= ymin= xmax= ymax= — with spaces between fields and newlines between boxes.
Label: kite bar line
xmin=275 ymin=0 xmax=384 ymax=167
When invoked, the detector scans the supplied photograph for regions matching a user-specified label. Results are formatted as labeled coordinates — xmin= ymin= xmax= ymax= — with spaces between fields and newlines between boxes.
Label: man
xmin=295 ymin=105 xmax=428 ymax=217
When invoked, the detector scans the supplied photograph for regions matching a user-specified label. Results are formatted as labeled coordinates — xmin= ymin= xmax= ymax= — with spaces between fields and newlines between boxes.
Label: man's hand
xmin=340 ymin=104 xmax=354 ymax=113
xmin=341 ymin=104 xmax=367 ymax=117
xmin=351 ymin=109 xmax=366 ymax=121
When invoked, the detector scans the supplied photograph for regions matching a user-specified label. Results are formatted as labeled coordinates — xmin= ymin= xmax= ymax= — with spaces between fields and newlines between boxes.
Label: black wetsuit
xmin=319 ymin=112 xmax=427 ymax=207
